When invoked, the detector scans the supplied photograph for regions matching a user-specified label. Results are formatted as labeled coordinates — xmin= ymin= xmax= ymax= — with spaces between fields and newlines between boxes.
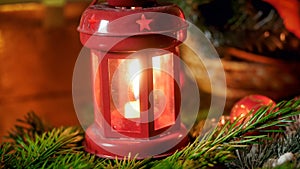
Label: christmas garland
xmin=1 ymin=99 xmax=300 ymax=169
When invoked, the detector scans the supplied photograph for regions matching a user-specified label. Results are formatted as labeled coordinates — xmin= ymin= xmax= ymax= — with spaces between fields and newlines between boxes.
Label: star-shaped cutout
xmin=136 ymin=14 xmax=153 ymax=31
xmin=88 ymin=15 xmax=98 ymax=30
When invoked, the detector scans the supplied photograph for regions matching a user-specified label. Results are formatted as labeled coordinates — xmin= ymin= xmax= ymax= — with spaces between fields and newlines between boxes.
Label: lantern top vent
xmin=107 ymin=0 xmax=157 ymax=7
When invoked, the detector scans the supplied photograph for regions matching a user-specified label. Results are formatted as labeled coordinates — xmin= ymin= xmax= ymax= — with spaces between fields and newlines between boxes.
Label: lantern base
xmin=84 ymin=123 xmax=189 ymax=159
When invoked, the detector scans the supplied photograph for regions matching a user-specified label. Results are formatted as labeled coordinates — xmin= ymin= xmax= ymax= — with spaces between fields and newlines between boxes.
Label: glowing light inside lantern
xmin=152 ymin=54 xmax=175 ymax=130
xmin=124 ymin=100 xmax=140 ymax=118
xmin=124 ymin=59 xmax=141 ymax=119
xmin=152 ymin=56 xmax=161 ymax=85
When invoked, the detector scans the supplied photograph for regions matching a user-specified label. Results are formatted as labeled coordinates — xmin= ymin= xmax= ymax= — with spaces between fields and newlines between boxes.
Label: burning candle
xmin=124 ymin=60 xmax=141 ymax=119
xmin=124 ymin=100 xmax=140 ymax=119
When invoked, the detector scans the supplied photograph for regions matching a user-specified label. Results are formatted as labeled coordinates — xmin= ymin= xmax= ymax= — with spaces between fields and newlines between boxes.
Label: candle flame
xmin=124 ymin=59 xmax=141 ymax=119
xmin=152 ymin=56 xmax=162 ymax=85
xmin=128 ymin=59 xmax=141 ymax=100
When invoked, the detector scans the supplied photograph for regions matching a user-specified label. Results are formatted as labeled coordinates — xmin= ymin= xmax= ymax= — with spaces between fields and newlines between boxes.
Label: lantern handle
xmin=86 ymin=0 xmax=157 ymax=7
xmin=89 ymin=0 xmax=98 ymax=6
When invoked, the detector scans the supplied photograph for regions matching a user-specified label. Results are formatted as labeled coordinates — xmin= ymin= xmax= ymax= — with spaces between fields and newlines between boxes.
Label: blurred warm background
xmin=0 ymin=0 xmax=299 ymax=141
xmin=0 ymin=0 xmax=91 ymax=141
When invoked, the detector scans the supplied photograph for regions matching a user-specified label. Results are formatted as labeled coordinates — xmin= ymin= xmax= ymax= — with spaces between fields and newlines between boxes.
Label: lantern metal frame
xmin=78 ymin=0 xmax=189 ymax=159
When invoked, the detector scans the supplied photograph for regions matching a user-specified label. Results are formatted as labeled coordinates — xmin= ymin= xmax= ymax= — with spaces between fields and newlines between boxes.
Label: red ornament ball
xmin=230 ymin=94 xmax=276 ymax=123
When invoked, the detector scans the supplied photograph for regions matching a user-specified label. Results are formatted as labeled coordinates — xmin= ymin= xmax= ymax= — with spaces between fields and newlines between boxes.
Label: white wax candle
xmin=124 ymin=100 xmax=140 ymax=119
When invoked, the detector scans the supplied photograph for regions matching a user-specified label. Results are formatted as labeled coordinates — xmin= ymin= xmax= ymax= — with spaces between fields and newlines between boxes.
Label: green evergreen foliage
xmin=6 ymin=111 xmax=52 ymax=143
xmin=226 ymin=128 xmax=300 ymax=169
xmin=1 ymin=99 xmax=300 ymax=168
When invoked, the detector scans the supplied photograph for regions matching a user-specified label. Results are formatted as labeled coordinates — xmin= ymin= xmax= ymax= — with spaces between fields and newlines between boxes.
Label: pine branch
xmin=151 ymin=99 xmax=300 ymax=168
xmin=5 ymin=126 xmax=85 ymax=169
xmin=0 ymin=143 xmax=14 ymax=169
xmin=44 ymin=152 xmax=107 ymax=169
xmin=1 ymin=99 xmax=300 ymax=168
xmin=225 ymin=100 xmax=300 ymax=169
xmin=226 ymin=127 xmax=300 ymax=169
xmin=108 ymin=155 xmax=152 ymax=169
xmin=6 ymin=111 xmax=51 ymax=143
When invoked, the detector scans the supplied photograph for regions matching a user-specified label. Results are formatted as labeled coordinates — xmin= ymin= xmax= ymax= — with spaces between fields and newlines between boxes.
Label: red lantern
xmin=78 ymin=0 xmax=189 ymax=159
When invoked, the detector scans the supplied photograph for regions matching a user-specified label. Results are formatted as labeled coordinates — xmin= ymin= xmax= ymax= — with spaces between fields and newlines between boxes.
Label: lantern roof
xmin=77 ymin=1 xmax=188 ymax=51
xmin=77 ymin=4 xmax=187 ymax=36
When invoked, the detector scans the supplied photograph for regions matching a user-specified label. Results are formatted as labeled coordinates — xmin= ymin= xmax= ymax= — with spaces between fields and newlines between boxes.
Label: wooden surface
xmin=0 ymin=2 xmax=89 ymax=141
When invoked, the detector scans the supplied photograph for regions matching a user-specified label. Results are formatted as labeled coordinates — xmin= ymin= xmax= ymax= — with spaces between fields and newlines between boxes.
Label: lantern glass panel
xmin=152 ymin=53 xmax=175 ymax=130
xmin=108 ymin=58 xmax=142 ymax=133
